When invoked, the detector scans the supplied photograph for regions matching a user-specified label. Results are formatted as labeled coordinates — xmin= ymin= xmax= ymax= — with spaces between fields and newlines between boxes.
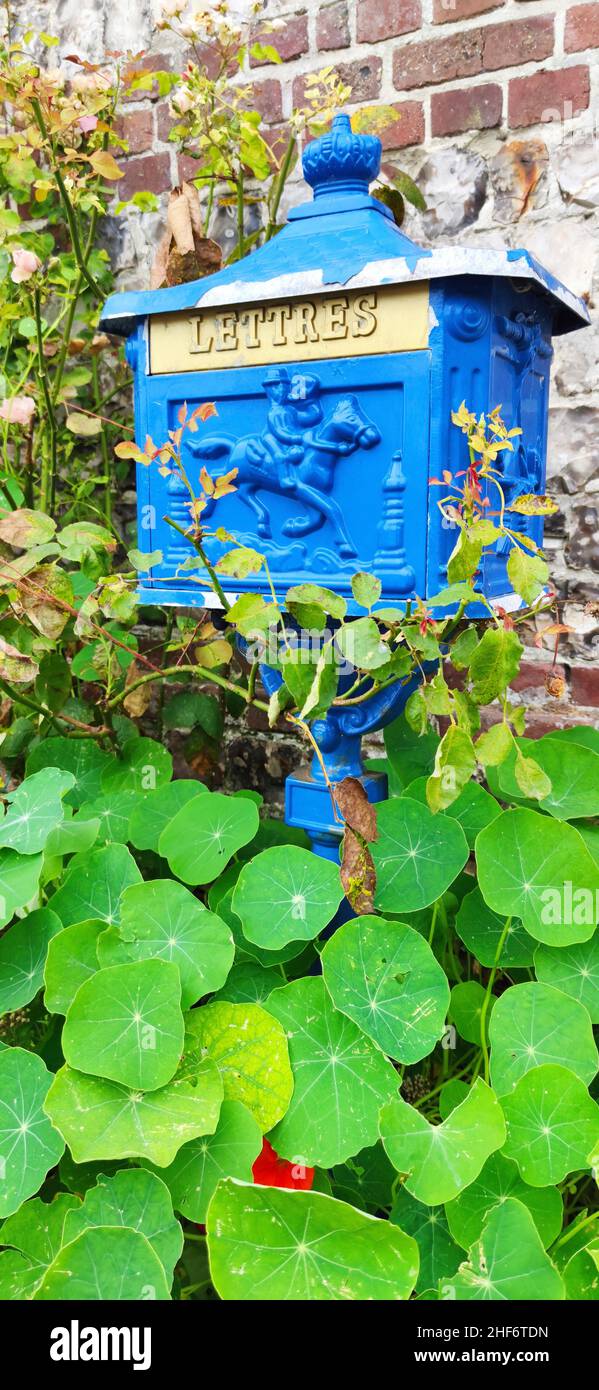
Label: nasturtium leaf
xmin=114 ymin=879 xmax=234 ymax=1008
xmin=501 ymin=1064 xmax=599 ymax=1185
xmin=43 ymin=920 xmax=103 ymax=1015
xmin=321 ymin=916 xmax=449 ymax=1063
xmin=34 ymin=1225 xmax=171 ymax=1301
xmin=498 ymin=736 xmax=599 ymax=822
xmin=219 ymin=886 xmax=309 ymax=969
xmin=438 ymin=1079 xmax=470 ymax=1119
xmin=455 ymin=887 xmax=535 ymax=968
xmin=534 ymin=937 xmax=599 ymax=1023
xmin=128 ymin=779 xmax=206 ymax=853
xmin=443 ymin=1198 xmax=564 ymax=1301
xmin=185 ymin=1001 xmax=292 ymax=1133
xmin=44 ymin=1058 xmax=223 ymax=1167
xmin=0 ymin=769 xmax=74 ymax=854
xmin=45 ymin=811 xmax=100 ymax=857
xmin=62 ymin=1168 xmax=183 ymax=1284
xmin=489 ymin=982 xmax=598 ymax=1096
xmin=62 ymin=959 xmax=184 ymax=1092
xmin=563 ymin=1240 xmax=599 ymax=1299
xmin=0 ymin=848 xmax=43 ymax=928
xmin=0 ymin=1048 xmax=64 ymax=1217
xmin=232 ymin=846 xmax=343 ymax=949
xmin=384 ymin=716 xmax=440 ymax=793
xmin=0 ymin=1193 xmax=81 ymax=1276
xmin=404 ymin=776 xmax=501 ymax=849
xmin=551 ymin=725 xmax=599 ymax=754
xmin=100 ymin=735 xmax=173 ymax=794
xmin=331 ymin=1142 xmax=396 ymax=1214
xmin=0 ymin=1250 xmax=44 ymax=1300
xmin=77 ymin=792 xmax=138 ymax=846
xmin=159 ymin=792 xmax=259 ymax=885
xmin=0 ymin=907 xmax=61 ymax=1013
xmin=206 ymin=1179 xmax=420 ymax=1301
xmin=372 ymin=798 xmax=469 ymax=913
xmin=48 ymin=843 xmax=142 ymax=927
xmin=391 ymin=1189 xmax=462 ymax=1294
xmin=152 ymin=1099 xmax=262 ymax=1224
xmin=444 ymin=1151 xmax=563 ymax=1251
xmin=26 ymin=737 xmax=110 ymax=808
xmin=449 ymin=980 xmax=495 ymax=1046
xmin=213 ymin=961 xmax=280 ymax=1005
xmin=476 ymin=809 xmax=599 ymax=946
xmin=380 ymin=1079 xmax=505 ymax=1205
xmin=266 ymin=977 xmax=397 ymax=1167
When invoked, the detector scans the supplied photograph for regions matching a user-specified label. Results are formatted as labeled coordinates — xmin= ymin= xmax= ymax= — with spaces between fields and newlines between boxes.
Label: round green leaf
xmin=232 ymin=845 xmax=343 ymax=949
xmin=444 ymin=1197 xmax=564 ymax=1301
xmin=213 ymin=961 xmax=280 ymax=1005
xmin=34 ymin=1225 xmax=170 ymax=1300
xmin=321 ymin=915 xmax=449 ymax=1063
xmin=0 ymin=1193 xmax=81 ymax=1277
xmin=456 ymin=887 xmax=535 ymax=968
xmin=0 ymin=769 xmax=75 ymax=854
xmin=62 ymin=1168 xmax=183 ymax=1284
xmin=499 ymin=736 xmax=599 ymax=821
xmin=563 ymin=1241 xmax=599 ymax=1299
xmin=0 ymin=1047 xmax=64 ymax=1217
xmin=113 ymin=878 xmax=234 ymax=1008
xmin=0 ymin=1250 xmax=43 ymax=1299
xmin=152 ymin=1099 xmax=262 ymax=1223
xmin=266 ymin=977 xmax=397 ymax=1167
xmin=391 ymin=1189 xmax=462 ymax=1295
xmin=489 ymin=982 xmax=598 ymax=1096
xmin=101 ymin=735 xmax=173 ymax=794
xmin=501 ymin=1064 xmax=599 ymax=1185
xmin=206 ymin=1179 xmax=419 ymax=1301
xmin=449 ymin=980 xmax=495 ymax=1046
xmin=220 ymin=886 xmax=309 ymax=968
xmin=44 ymin=919 xmax=104 ymax=1015
xmin=77 ymin=792 xmax=139 ymax=846
xmin=128 ymin=779 xmax=206 ymax=853
xmin=0 ymin=849 xmax=43 ymax=928
xmin=0 ymin=907 xmax=61 ymax=1013
xmin=26 ymin=737 xmax=110 ymax=807
xmin=534 ymin=937 xmax=599 ymax=1022
xmin=476 ymin=809 xmax=599 ymax=946
xmin=444 ymin=1151 xmax=563 ymax=1251
xmin=44 ymin=1058 xmax=223 ymax=1166
xmin=45 ymin=810 xmax=100 ymax=858
xmin=62 ymin=959 xmax=184 ymax=1091
xmin=380 ymin=1078 xmax=506 ymax=1205
xmin=372 ymin=798 xmax=469 ymax=913
xmin=159 ymin=792 xmax=259 ymax=885
xmin=48 ymin=843 xmax=142 ymax=927
xmin=439 ymin=1078 xmax=470 ymax=1119
xmin=186 ymin=1000 xmax=292 ymax=1133
xmin=331 ymin=1142 xmax=396 ymax=1214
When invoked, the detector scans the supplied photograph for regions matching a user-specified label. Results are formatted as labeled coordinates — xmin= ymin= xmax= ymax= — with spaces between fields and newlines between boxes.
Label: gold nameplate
xmin=148 ymin=283 xmax=429 ymax=375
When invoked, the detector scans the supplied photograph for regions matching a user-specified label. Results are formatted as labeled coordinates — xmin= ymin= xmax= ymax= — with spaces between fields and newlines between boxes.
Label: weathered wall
xmin=23 ymin=0 xmax=599 ymax=735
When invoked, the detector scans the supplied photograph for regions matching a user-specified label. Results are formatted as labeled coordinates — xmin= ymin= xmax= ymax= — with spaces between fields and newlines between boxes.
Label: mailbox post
xmin=101 ymin=112 xmax=590 ymax=859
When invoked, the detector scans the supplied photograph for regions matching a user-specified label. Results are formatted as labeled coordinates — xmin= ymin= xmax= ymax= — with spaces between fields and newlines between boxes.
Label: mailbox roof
xmin=100 ymin=114 xmax=590 ymax=340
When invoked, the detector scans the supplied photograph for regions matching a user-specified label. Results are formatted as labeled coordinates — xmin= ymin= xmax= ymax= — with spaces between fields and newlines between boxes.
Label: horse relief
xmin=171 ymin=367 xmax=381 ymax=560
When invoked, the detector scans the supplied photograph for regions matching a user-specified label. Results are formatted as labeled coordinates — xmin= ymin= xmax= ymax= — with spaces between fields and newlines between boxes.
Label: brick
xmin=241 ymin=79 xmax=283 ymax=124
xmin=565 ymin=3 xmax=599 ymax=52
xmin=433 ymin=0 xmax=504 ymax=25
xmin=118 ymin=153 xmax=171 ymax=200
xmin=510 ymin=660 xmax=567 ymax=693
xmin=122 ymin=52 xmax=173 ymax=103
xmin=508 ymin=64 xmax=590 ymax=128
xmin=482 ymin=16 xmax=554 ymax=71
xmin=393 ymin=30 xmax=483 ymax=90
xmin=570 ymin=665 xmax=599 ymax=705
xmin=116 ymin=108 xmax=153 ymax=155
xmin=177 ymin=153 xmax=202 ymax=186
xmin=357 ymin=0 xmax=421 ymax=43
xmin=156 ymin=102 xmax=173 ymax=144
xmin=316 ymin=1 xmax=351 ymax=50
xmin=378 ymin=99 xmax=425 ymax=148
xmin=249 ymin=13 xmax=309 ymax=65
xmin=293 ymin=56 xmax=382 ymax=107
xmin=432 ymin=82 xmax=502 ymax=134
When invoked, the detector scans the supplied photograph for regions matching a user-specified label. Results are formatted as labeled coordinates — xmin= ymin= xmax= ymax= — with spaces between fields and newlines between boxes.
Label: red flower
xmin=252 ymin=1138 xmax=314 ymax=1191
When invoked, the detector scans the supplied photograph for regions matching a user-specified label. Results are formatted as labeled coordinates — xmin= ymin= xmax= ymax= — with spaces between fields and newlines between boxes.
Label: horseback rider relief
xmin=249 ymin=369 xmax=324 ymax=490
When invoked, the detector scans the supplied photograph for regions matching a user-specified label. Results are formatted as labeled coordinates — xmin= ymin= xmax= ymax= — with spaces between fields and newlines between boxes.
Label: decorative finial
xmin=302 ymin=112 xmax=381 ymax=199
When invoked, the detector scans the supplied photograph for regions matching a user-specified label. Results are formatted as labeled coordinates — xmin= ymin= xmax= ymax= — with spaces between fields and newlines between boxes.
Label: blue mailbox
xmin=100 ymin=112 xmax=590 ymax=856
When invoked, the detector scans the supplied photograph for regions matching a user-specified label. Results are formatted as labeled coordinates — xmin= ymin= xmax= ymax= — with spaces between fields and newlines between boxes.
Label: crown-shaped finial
xmin=302 ymin=112 xmax=381 ymax=199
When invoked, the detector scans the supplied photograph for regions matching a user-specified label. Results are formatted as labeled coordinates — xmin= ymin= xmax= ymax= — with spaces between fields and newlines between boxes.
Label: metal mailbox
xmin=101 ymin=111 xmax=589 ymax=618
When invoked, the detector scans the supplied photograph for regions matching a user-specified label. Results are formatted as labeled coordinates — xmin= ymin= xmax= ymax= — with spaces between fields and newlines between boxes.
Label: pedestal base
xmin=286 ymin=766 xmax=388 ymax=860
